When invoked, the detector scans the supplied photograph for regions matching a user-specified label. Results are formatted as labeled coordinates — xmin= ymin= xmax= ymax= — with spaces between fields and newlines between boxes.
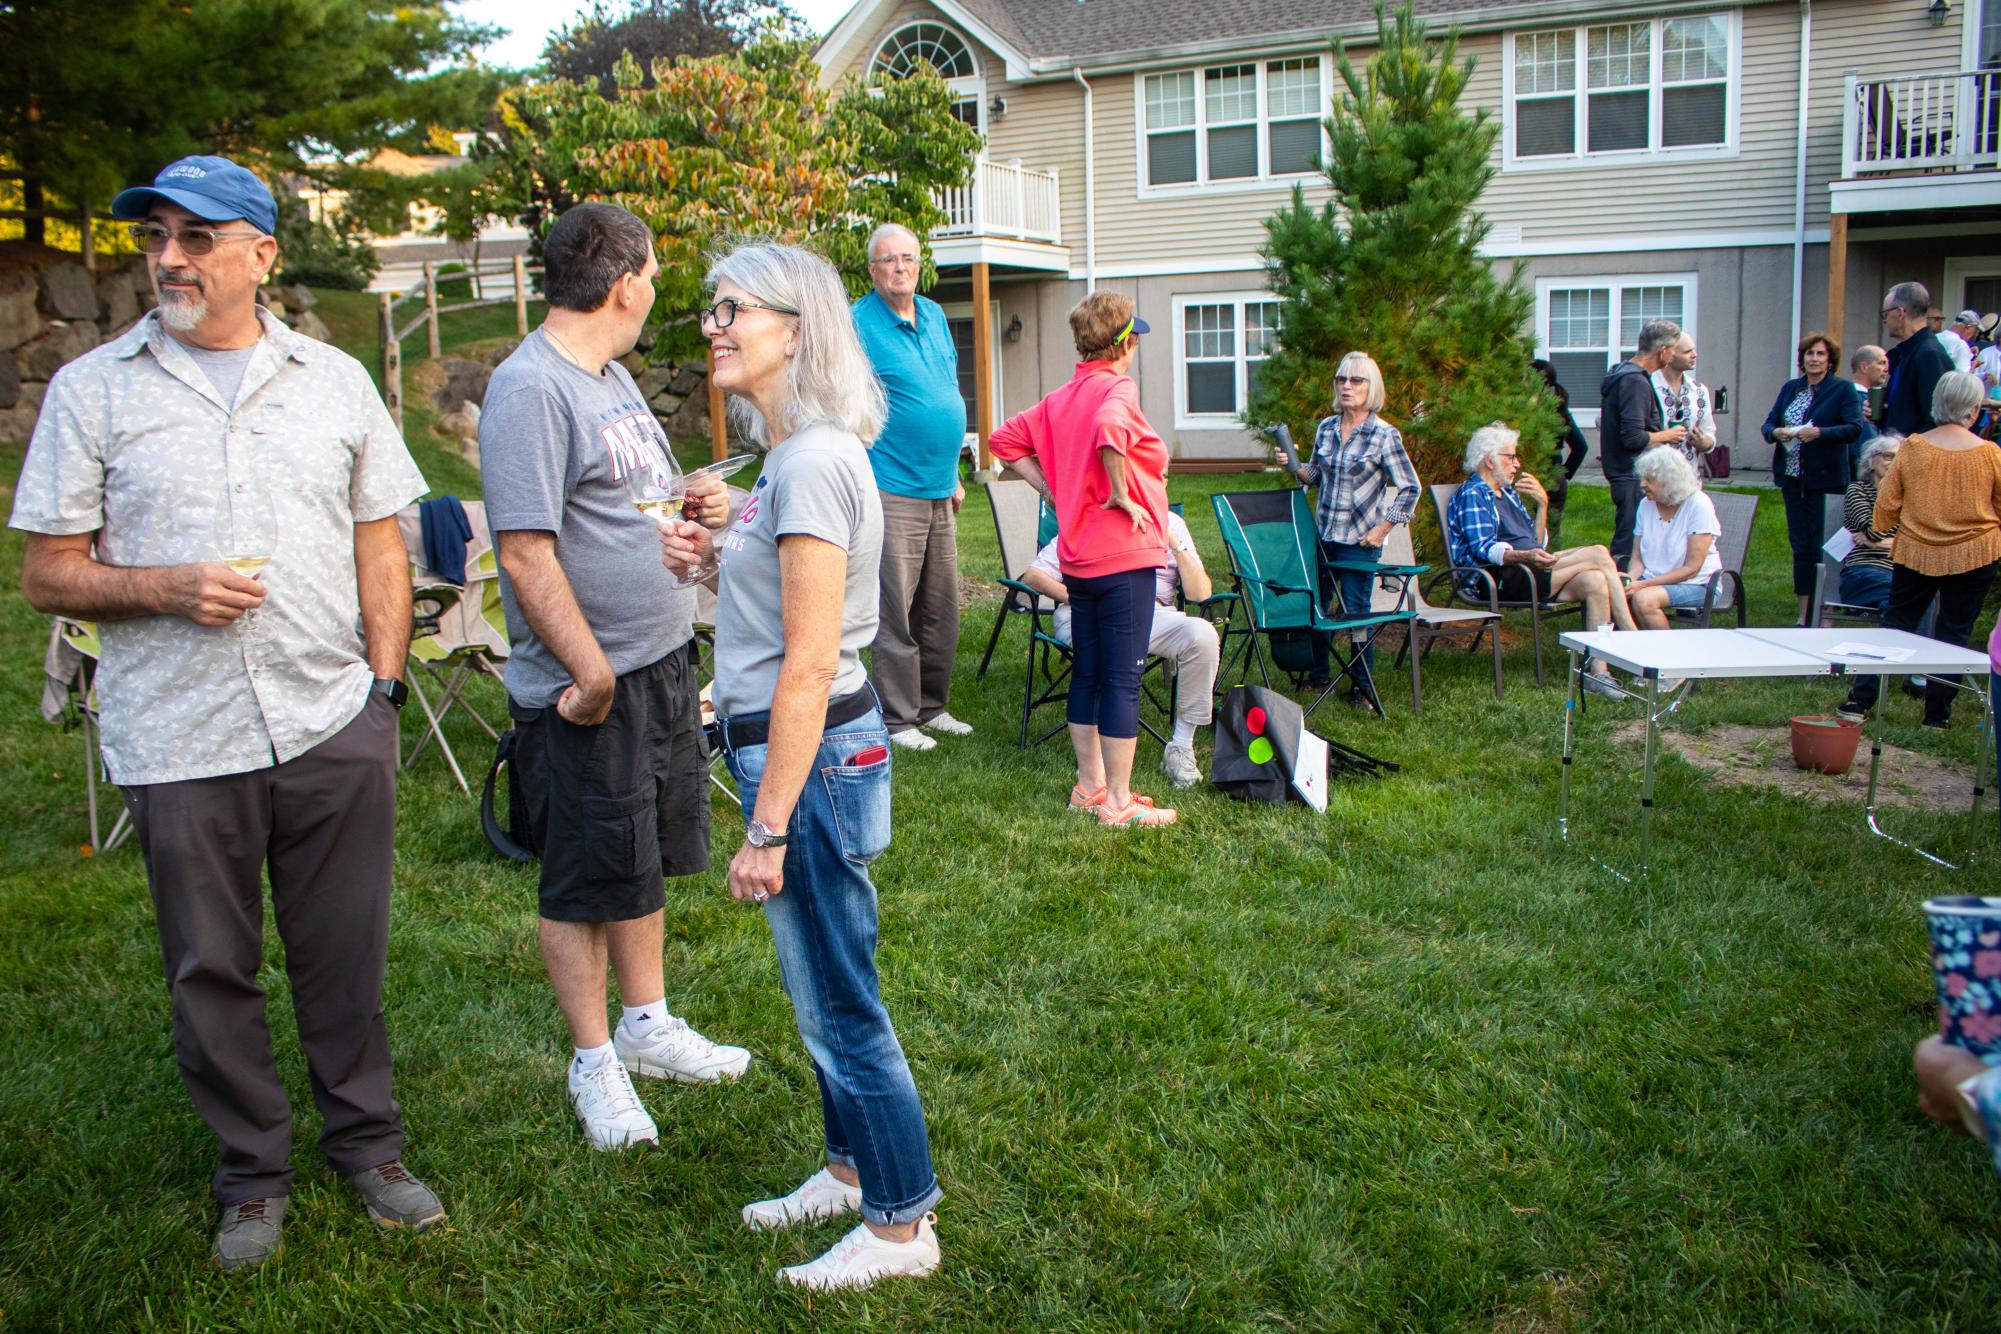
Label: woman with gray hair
xmin=1838 ymin=370 xmax=2001 ymax=726
xmin=1281 ymin=350 xmax=1420 ymax=706
xmin=659 ymin=241 xmax=943 ymax=1291
xmin=1625 ymin=446 xmax=1723 ymax=629
xmin=1837 ymin=433 xmax=1903 ymax=611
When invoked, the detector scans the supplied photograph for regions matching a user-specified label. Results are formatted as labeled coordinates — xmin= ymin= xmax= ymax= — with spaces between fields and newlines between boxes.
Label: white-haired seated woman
xmin=1838 ymin=433 xmax=1903 ymax=612
xmin=1625 ymin=446 xmax=1723 ymax=629
xmin=1443 ymin=423 xmax=1637 ymax=698
xmin=659 ymin=242 xmax=942 ymax=1291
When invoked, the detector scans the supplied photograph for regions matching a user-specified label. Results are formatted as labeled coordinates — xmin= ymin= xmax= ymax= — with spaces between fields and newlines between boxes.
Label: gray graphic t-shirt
xmin=479 ymin=330 xmax=694 ymax=707
xmin=710 ymin=423 xmax=882 ymax=718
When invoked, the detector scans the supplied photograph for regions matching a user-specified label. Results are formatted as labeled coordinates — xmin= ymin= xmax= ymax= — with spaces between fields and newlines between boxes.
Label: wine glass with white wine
xmin=628 ymin=453 xmax=757 ymax=588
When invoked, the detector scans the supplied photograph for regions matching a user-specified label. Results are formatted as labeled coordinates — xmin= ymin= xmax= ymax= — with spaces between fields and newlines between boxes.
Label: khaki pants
xmin=1055 ymin=603 xmax=1219 ymax=729
xmin=874 ymin=492 xmax=961 ymax=733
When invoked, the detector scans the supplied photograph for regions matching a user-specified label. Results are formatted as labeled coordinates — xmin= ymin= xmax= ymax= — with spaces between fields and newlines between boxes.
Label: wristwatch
xmin=372 ymin=677 xmax=409 ymax=710
xmin=745 ymin=817 xmax=789 ymax=849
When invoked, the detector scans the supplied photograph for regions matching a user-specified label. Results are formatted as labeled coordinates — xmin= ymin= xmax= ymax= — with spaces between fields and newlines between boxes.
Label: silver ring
xmin=753 ymin=890 xmax=768 ymax=902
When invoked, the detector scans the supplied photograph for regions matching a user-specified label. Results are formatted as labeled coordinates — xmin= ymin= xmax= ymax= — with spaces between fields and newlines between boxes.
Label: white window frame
xmin=1172 ymin=291 xmax=1282 ymax=430
xmin=1502 ymin=10 xmax=1740 ymax=172
xmin=1135 ymin=57 xmax=1330 ymax=197
xmin=1533 ymin=273 xmax=1698 ymax=428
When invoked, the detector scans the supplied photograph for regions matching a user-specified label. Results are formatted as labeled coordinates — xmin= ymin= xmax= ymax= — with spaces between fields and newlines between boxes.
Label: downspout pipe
xmin=1072 ymin=66 xmax=1095 ymax=288
xmin=1791 ymin=0 xmax=1812 ymax=359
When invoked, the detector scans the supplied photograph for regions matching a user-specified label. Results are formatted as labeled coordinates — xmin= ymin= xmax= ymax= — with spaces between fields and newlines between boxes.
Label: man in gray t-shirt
xmin=479 ymin=203 xmax=750 ymax=1153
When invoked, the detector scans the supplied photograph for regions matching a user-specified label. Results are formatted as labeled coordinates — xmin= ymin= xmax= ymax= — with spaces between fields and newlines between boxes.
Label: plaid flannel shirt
xmin=1445 ymin=481 xmax=1538 ymax=599
xmin=1301 ymin=412 xmax=1419 ymax=544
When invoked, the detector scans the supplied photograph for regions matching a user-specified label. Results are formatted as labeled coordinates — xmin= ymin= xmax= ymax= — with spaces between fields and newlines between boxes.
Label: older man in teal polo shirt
xmin=853 ymin=222 xmax=972 ymax=750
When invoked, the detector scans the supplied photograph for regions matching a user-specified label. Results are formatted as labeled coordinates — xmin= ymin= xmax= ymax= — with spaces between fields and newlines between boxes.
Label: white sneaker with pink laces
xmin=778 ymin=1214 xmax=941 ymax=1291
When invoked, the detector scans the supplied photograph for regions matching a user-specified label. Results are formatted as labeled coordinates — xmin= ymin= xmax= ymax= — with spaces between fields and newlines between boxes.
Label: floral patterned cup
xmin=1924 ymin=896 xmax=2001 ymax=1056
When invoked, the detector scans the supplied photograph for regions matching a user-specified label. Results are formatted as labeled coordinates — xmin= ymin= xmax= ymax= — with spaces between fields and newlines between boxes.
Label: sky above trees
xmin=459 ymin=0 xmax=852 ymax=67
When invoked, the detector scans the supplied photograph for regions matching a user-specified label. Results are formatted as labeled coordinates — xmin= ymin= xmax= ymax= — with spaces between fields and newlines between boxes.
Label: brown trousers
xmin=874 ymin=491 xmax=961 ymax=733
xmin=125 ymin=694 xmax=404 ymax=1204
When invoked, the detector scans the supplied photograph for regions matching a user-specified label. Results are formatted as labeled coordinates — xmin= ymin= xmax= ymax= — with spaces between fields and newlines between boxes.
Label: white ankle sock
xmin=1169 ymin=720 xmax=1197 ymax=748
xmin=620 ymin=1001 xmax=666 ymax=1037
xmin=574 ymin=1040 xmax=617 ymax=1071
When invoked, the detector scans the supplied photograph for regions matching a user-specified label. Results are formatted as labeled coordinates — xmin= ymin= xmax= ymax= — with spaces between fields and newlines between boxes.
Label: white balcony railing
xmin=933 ymin=158 xmax=1061 ymax=243
xmin=1843 ymin=69 xmax=2001 ymax=176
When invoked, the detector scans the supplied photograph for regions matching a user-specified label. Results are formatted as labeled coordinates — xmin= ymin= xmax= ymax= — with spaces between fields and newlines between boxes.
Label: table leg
xmin=1863 ymin=672 xmax=1992 ymax=870
xmin=1638 ymin=673 xmax=1660 ymax=879
xmin=1558 ymin=649 xmax=1581 ymax=849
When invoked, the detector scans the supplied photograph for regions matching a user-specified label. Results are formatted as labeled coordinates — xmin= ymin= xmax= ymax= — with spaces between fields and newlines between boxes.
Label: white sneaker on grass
xmin=1581 ymin=671 xmax=1623 ymax=701
xmin=742 ymin=1168 xmax=864 ymax=1231
xmin=1160 ymin=744 xmax=1202 ymax=789
xmin=616 ymin=1015 xmax=752 ymax=1084
xmin=778 ymin=1214 xmax=941 ymax=1292
xmin=921 ymin=711 xmax=973 ymax=736
xmin=889 ymin=728 xmax=937 ymax=751
xmin=568 ymin=1058 xmax=658 ymax=1150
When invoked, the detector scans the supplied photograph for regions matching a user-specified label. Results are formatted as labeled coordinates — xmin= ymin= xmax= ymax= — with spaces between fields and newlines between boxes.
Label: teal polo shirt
xmin=851 ymin=291 xmax=967 ymax=500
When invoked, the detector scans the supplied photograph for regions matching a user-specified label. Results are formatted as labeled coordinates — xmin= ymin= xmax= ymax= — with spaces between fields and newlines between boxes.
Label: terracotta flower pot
xmin=1790 ymin=714 xmax=1863 ymax=776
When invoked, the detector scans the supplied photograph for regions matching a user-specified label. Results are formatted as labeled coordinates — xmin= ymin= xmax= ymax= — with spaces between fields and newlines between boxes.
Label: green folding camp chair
xmin=41 ymin=617 xmax=133 ymax=854
xmin=1209 ymin=489 xmax=1424 ymax=718
xmin=398 ymin=501 xmax=510 ymax=792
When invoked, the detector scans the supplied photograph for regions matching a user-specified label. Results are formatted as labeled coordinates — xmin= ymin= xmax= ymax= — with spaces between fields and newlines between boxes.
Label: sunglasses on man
xmin=128 ymin=223 xmax=264 ymax=257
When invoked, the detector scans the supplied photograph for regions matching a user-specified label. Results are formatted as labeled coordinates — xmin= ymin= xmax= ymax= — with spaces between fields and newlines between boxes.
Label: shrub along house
xmin=816 ymin=0 xmax=1999 ymax=474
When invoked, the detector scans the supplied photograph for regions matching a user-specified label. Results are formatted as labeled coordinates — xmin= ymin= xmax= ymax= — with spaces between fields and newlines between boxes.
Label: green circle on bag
xmin=1248 ymin=736 xmax=1274 ymax=765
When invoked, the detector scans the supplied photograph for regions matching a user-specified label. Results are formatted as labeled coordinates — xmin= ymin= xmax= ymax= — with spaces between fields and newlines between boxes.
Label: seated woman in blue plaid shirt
xmin=1278 ymin=351 xmax=1420 ymax=708
xmin=1445 ymin=423 xmax=1637 ymax=699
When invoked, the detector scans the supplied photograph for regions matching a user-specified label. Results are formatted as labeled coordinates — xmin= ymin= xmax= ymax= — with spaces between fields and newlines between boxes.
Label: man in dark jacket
xmin=1597 ymin=319 xmax=1684 ymax=563
xmin=1882 ymin=281 xmax=1954 ymax=435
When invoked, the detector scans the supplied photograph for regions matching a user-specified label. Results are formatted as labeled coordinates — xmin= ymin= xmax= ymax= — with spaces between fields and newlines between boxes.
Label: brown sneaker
xmin=348 ymin=1161 xmax=445 ymax=1231
xmin=213 ymin=1196 xmax=287 ymax=1272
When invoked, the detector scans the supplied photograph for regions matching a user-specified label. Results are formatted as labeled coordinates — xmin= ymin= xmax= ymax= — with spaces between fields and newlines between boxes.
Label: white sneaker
xmin=1581 ymin=671 xmax=1623 ymax=701
xmin=778 ymin=1214 xmax=941 ymax=1292
xmin=616 ymin=1015 xmax=752 ymax=1084
xmin=568 ymin=1058 xmax=659 ymax=1150
xmin=888 ymin=728 xmax=937 ymax=751
xmin=1160 ymin=744 xmax=1202 ymax=789
xmin=921 ymin=711 xmax=973 ymax=736
xmin=741 ymin=1168 xmax=864 ymax=1231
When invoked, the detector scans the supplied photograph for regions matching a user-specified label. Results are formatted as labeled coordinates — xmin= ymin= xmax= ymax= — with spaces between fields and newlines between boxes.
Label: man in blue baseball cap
xmin=14 ymin=153 xmax=441 ymax=1271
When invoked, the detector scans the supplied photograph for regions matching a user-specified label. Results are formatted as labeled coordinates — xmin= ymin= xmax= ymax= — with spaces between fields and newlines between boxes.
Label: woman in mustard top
xmin=1838 ymin=372 xmax=2001 ymax=727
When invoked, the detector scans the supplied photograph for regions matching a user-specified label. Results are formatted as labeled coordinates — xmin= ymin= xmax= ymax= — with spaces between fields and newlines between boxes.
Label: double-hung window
xmin=1507 ymin=12 xmax=1734 ymax=166
xmin=1141 ymin=59 xmax=1325 ymax=189
xmin=1174 ymin=294 xmax=1281 ymax=427
xmin=1535 ymin=276 xmax=1695 ymax=426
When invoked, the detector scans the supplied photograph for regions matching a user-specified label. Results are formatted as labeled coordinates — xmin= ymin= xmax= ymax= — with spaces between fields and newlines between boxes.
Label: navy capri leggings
xmin=1063 ymin=567 xmax=1157 ymax=739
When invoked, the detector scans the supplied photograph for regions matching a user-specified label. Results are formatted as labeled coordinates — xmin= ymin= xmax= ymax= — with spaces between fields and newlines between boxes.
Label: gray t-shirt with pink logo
xmin=479 ymin=329 xmax=693 ymax=707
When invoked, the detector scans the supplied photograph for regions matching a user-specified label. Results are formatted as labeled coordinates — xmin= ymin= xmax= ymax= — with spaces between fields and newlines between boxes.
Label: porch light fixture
xmin=1005 ymin=314 xmax=1023 ymax=343
xmin=1929 ymin=0 xmax=1949 ymax=27
xmin=989 ymin=95 xmax=1008 ymax=119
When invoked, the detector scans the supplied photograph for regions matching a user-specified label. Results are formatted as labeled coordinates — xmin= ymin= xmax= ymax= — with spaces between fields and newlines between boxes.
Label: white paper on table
xmin=1826 ymin=641 xmax=1917 ymax=662
xmin=1292 ymin=725 xmax=1329 ymax=812
xmin=1821 ymin=526 xmax=1855 ymax=563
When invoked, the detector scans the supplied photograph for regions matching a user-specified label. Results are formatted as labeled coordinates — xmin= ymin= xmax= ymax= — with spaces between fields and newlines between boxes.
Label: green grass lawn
xmin=1 ymin=299 xmax=1999 ymax=1329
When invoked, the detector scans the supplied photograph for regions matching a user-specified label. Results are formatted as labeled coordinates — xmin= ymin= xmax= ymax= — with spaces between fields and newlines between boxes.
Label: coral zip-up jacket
xmin=988 ymin=360 xmax=1171 ymax=578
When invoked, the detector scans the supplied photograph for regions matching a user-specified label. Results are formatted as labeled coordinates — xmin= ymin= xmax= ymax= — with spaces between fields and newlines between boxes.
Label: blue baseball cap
xmin=112 ymin=155 xmax=278 ymax=235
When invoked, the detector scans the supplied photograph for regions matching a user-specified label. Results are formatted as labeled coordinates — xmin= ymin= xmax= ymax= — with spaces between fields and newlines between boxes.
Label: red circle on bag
xmin=1246 ymin=706 xmax=1266 ymax=735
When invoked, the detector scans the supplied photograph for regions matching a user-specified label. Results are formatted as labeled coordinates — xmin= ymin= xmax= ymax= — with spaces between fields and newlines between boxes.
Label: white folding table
xmin=1556 ymin=627 xmax=1995 ymax=878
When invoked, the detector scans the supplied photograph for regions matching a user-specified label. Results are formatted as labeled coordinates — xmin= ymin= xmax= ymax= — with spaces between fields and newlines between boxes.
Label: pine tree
xmin=1251 ymin=1 xmax=1559 ymax=540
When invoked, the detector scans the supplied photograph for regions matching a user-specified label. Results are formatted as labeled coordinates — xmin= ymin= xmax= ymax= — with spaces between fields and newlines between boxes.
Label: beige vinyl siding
xmin=983 ymin=80 xmax=1089 ymax=255
xmin=1803 ymin=0 xmax=1967 ymax=225
xmin=1087 ymin=60 xmax=1335 ymax=271
xmin=1471 ymin=5 xmax=1798 ymax=240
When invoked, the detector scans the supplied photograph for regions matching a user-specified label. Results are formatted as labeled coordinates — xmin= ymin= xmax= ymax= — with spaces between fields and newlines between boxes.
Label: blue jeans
xmin=1311 ymin=538 xmax=1380 ymax=683
xmin=719 ymin=702 xmax=942 ymax=1227
xmin=1662 ymin=581 xmax=1711 ymax=609
xmin=1839 ymin=563 xmax=1893 ymax=610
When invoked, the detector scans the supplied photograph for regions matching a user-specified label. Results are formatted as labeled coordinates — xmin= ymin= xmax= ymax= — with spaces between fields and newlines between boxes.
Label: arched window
xmin=871 ymin=22 xmax=978 ymax=80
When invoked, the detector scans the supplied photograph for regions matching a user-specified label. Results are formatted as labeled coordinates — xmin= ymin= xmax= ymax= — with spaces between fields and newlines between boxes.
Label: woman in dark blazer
xmin=1762 ymin=330 xmax=1863 ymax=623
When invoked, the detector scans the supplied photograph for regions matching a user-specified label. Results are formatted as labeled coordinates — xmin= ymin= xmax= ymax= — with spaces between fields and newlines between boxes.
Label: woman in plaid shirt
xmin=1282 ymin=352 xmax=1420 ymax=707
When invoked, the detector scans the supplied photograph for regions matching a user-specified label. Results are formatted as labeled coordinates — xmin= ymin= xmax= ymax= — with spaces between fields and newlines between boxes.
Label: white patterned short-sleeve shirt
xmin=7 ymin=308 xmax=427 ymax=785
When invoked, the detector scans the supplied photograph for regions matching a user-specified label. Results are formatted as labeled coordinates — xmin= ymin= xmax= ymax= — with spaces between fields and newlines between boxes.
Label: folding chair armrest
xmin=1230 ymin=570 xmax=1312 ymax=597
xmin=997 ymin=577 xmax=1039 ymax=601
xmin=1443 ymin=562 xmax=1502 ymax=614
xmin=1322 ymin=559 xmax=1428 ymax=577
xmin=1184 ymin=592 xmax=1240 ymax=618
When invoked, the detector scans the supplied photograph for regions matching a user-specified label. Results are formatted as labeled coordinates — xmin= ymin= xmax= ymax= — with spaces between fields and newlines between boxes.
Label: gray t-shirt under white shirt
xmin=178 ymin=340 xmax=259 ymax=409
xmin=478 ymin=329 xmax=694 ymax=707
xmin=710 ymin=423 xmax=882 ymax=718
